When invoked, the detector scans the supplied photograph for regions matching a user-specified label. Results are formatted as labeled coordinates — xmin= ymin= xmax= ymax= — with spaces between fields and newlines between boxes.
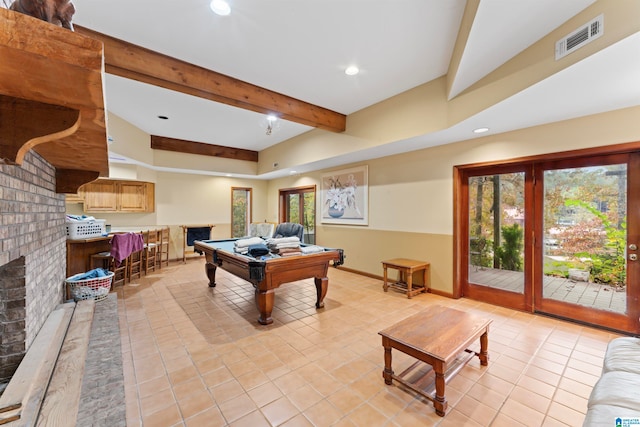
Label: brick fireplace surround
xmin=0 ymin=151 xmax=66 ymax=384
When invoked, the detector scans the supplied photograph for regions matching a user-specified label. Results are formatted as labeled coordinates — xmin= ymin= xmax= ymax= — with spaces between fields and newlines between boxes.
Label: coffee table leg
xmin=423 ymin=265 xmax=429 ymax=294
xmin=434 ymin=369 xmax=447 ymax=416
xmin=383 ymin=265 xmax=389 ymax=292
xmin=479 ymin=330 xmax=489 ymax=366
xmin=382 ymin=342 xmax=393 ymax=385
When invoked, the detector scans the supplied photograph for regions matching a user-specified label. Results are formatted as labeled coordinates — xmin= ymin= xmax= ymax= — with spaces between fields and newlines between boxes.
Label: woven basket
xmin=66 ymin=271 xmax=114 ymax=302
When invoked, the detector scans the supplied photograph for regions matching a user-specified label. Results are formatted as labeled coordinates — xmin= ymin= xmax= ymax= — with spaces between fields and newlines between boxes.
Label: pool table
xmin=193 ymin=239 xmax=345 ymax=325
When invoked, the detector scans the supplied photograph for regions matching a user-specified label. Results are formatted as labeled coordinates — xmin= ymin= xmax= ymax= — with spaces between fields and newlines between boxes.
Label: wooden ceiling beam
xmin=151 ymin=135 xmax=258 ymax=162
xmin=75 ymin=25 xmax=346 ymax=133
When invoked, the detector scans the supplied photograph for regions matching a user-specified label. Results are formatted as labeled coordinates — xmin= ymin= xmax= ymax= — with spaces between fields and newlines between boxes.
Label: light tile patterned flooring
xmin=117 ymin=260 xmax=622 ymax=427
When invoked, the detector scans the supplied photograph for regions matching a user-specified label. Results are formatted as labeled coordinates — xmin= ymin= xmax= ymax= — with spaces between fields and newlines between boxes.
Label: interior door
xmin=534 ymin=154 xmax=640 ymax=333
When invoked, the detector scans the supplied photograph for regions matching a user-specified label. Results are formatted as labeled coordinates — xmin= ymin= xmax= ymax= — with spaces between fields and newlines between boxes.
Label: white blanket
xmin=266 ymin=236 xmax=300 ymax=245
xmin=301 ymin=245 xmax=324 ymax=254
xmin=234 ymin=237 xmax=265 ymax=248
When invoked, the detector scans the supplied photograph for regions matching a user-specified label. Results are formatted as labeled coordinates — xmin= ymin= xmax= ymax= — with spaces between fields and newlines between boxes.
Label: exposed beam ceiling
xmin=75 ymin=25 xmax=346 ymax=133
xmin=67 ymin=0 xmax=640 ymax=180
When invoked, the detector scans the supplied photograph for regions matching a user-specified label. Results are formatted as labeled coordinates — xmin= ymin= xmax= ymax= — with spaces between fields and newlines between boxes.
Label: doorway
xmin=456 ymin=150 xmax=640 ymax=334
xmin=279 ymin=185 xmax=316 ymax=244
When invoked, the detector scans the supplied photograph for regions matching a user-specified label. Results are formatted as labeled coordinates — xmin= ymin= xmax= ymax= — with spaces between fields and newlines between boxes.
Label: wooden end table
xmin=382 ymin=258 xmax=430 ymax=298
xmin=378 ymin=305 xmax=491 ymax=416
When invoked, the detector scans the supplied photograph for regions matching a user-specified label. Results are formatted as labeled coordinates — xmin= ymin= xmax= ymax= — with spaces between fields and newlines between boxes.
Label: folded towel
xmin=301 ymin=245 xmax=324 ymax=254
xmin=248 ymin=244 xmax=270 ymax=257
xmin=266 ymin=236 xmax=300 ymax=245
xmin=235 ymin=237 xmax=265 ymax=248
xmin=269 ymin=242 xmax=300 ymax=250
xmin=276 ymin=247 xmax=302 ymax=255
xmin=235 ymin=247 xmax=249 ymax=254
xmin=280 ymin=251 xmax=302 ymax=257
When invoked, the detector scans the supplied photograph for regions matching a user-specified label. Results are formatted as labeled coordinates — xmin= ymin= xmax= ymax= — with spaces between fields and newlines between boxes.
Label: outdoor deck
xmin=469 ymin=267 xmax=626 ymax=313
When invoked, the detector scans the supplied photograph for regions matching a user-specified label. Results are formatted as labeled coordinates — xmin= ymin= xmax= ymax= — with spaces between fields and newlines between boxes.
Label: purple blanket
xmin=110 ymin=232 xmax=144 ymax=266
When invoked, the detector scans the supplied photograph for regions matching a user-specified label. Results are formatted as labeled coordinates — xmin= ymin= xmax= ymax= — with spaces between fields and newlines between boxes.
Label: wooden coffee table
xmin=378 ymin=305 xmax=491 ymax=416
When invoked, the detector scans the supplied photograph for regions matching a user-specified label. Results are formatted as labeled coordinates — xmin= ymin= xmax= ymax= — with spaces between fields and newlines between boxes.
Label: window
xmin=231 ymin=187 xmax=252 ymax=238
xmin=279 ymin=186 xmax=316 ymax=244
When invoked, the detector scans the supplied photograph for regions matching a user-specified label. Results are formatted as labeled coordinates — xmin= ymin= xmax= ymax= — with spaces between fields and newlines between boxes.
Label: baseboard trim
xmin=335 ymin=265 xmax=455 ymax=299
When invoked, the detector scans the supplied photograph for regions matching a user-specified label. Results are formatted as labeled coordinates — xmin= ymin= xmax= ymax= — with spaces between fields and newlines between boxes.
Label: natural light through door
xmin=542 ymin=164 xmax=627 ymax=314
xmin=468 ymin=172 xmax=525 ymax=294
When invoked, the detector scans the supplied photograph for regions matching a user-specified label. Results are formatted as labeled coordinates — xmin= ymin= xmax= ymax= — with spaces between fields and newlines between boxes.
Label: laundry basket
xmin=66 ymin=219 xmax=106 ymax=239
xmin=66 ymin=271 xmax=114 ymax=302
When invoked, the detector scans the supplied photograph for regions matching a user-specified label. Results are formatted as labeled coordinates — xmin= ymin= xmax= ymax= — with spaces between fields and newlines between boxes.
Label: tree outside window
xmin=231 ymin=187 xmax=252 ymax=238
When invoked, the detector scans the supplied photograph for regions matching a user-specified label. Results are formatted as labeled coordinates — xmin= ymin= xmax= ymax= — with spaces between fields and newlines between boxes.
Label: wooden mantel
xmin=0 ymin=8 xmax=108 ymax=193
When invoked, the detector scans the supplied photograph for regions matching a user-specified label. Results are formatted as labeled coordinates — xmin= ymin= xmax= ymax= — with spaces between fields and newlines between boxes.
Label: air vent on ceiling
xmin=555 ymin=14 xmax=604 ymax=60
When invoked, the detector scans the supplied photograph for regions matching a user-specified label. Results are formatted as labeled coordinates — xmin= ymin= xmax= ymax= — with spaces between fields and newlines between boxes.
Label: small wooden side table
xmin=382 ymin=258 xmax=430 ymax=298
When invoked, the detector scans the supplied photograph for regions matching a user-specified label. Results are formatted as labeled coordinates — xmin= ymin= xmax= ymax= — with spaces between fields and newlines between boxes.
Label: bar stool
xmin=156 ymin=226 xmax=170 ymax=269
xmin=128 ymin=245 xmax=143 ymax=282
xmin=110 ymin=232 xmax=144 ymax=284
xmin=142 ymin=229 xmax=158 ymax=275
xmin=90 ymin=251 xmax=127 ymax=288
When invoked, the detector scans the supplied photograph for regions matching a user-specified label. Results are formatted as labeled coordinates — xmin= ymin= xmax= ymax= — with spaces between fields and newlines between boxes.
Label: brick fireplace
xmin=0 ymin=151 xmax=66 ymax=384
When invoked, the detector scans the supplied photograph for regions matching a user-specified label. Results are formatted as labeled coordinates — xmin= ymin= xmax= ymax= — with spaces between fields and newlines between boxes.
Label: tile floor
xmin=116 ymin=259 xmax=621 ymax=427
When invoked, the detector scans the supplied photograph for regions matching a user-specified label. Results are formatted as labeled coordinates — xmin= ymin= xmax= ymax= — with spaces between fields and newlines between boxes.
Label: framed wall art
xmin=321 ymin=165 xmax=368 ymax=225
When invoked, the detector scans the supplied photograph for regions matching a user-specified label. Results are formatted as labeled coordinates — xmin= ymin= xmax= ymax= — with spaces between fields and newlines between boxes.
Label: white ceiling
xmin=70 ymin=0 xmax=640 ymax=178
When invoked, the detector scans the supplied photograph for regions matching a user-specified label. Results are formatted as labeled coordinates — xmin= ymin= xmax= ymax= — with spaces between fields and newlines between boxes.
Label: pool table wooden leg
xmin=204 ymin=262 xmax=217 ymax=287
xmin=314 ymin=277 xmax=328 ymax=308
xmin=255 ymin=288 xmax=274 ymax=325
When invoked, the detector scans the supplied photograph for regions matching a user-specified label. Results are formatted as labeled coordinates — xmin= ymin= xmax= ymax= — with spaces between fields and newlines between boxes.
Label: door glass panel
xmin=287 ymin=194 xmax=300 ymax=224
xmin=303 ymin=192 xmax=315 ymax=244
xmin=231 ymin=188 xmax=251 ymax=238
xmin=542 ymin=165 xmax=627 ymax=314
xmin=280 ymin=187 xmax=316 ymax=244
xmin=468 ymin=172 xmax=525 ymax=293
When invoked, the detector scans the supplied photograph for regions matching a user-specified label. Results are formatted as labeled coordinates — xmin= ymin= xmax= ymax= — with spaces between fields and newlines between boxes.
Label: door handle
xmin=630 ymin=254 xmax=638 ymax=261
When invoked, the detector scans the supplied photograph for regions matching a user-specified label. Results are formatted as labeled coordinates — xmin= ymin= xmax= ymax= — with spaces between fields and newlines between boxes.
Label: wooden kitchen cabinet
xmin=65 ymin=193 xmax=85 ymax=204
xmin=80 ymin=179 xmax=155 ymax=213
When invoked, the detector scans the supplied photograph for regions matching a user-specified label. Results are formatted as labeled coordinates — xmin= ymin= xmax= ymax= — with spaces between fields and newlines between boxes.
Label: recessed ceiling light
xmin=289 ymin=171 xmax=297 ymax=175
xmin=473 ymin=127 xmax=489 ymax=133
xmin=226 ymin=174 xmax=232 ymax=177
xmin=345 ymin=65 xmax=359 ymax=76
xmin=210 ymin=0 xmax=231 ymax=16
xmin=157 ymin=115 xmax=169 ymax=120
